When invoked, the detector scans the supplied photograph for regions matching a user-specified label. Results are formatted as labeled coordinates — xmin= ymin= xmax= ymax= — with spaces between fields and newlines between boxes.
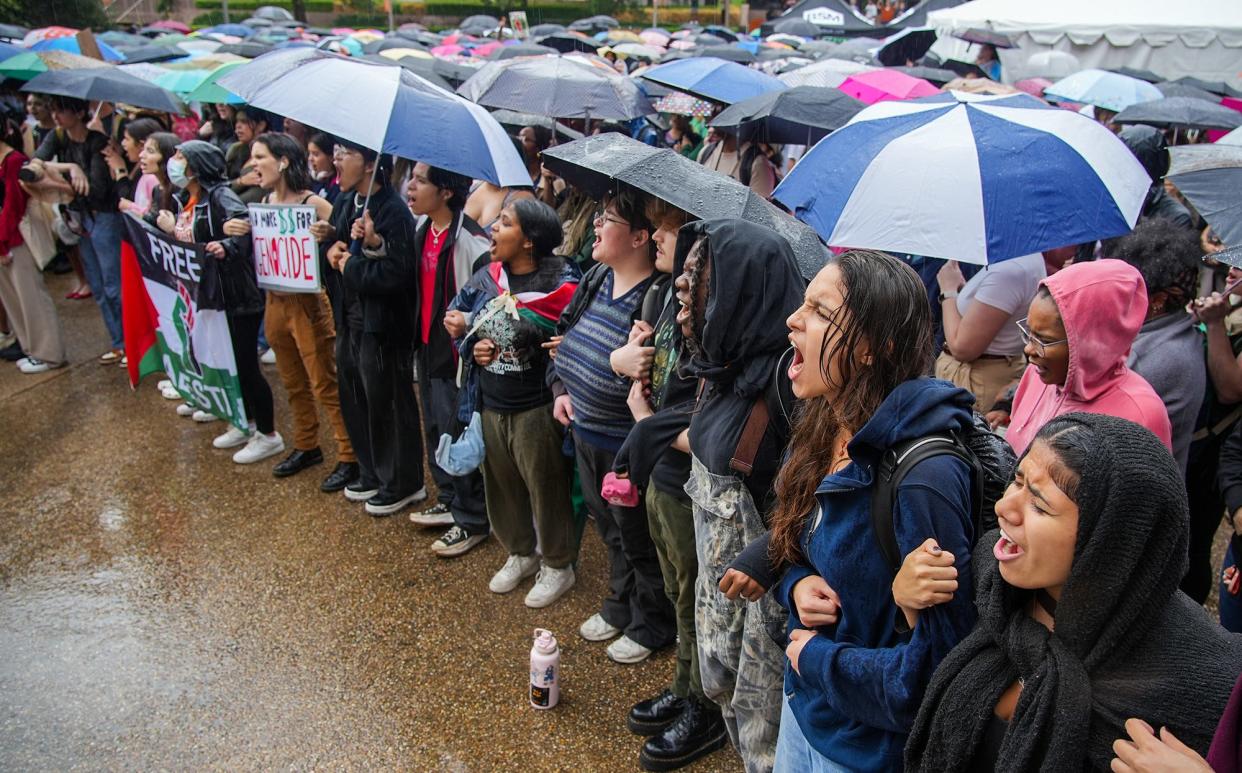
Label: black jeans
xmin=575 ymin=433 xmax=675 ymax=651
xmin=227 ymin=311 xmax=274 ymax=434
xmin=351 ymin=331 xmax=424 ymax=498
xmin=337 ymin=325 xmax=375 ymax=487
xmin=417 ymin=366 xmax=488 ymax=535
xmin=1183 ymin=432 xmax=1230 ymax=603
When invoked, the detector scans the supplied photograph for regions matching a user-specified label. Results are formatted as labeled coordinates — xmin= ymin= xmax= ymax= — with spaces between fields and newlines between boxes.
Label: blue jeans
xmin=78 ymin=210 xmax=124 ymax=349
xmin=1221 ymin=540 xmax=1242 ymax=633
xmin=773 ymin=695 xmax=852 ymax=773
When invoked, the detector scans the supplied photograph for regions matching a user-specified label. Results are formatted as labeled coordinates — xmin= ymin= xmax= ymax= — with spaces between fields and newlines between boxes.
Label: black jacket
xmin=341 ymin=184 xmax=420 ymax=343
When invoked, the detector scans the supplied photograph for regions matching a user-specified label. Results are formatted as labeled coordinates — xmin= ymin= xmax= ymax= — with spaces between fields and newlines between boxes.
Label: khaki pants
xmin=0 ymin=244 xmax=65 ymax=365
xmin=934 ymin=350 xmax=1025 ymax=413
xmin=266 ymin=291 xmax=353 ymax=460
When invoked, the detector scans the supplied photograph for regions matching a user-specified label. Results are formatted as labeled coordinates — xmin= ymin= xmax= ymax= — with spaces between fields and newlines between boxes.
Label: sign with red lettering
xmin=248 ymin=204 xmax=321 ymax=293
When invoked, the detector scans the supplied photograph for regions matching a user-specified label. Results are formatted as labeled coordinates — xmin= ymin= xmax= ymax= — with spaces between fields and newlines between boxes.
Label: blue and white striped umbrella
xmin=773 ymin=91 xmax=1151 ymax=265
xmin=218 ymin=48 xmax=528 ymax=187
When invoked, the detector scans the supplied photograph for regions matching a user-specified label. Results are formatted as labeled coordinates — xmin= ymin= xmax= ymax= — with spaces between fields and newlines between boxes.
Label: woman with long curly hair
xmin=770 ymin=250 xmax=979 ymax=772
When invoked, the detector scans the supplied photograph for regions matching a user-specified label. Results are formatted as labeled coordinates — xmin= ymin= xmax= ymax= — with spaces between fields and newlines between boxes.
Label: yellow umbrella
xmin=606 ymin=30 xmax=642 ymax=43
xmin=351 ymin=30 xmax=384 ymax=44
xmin=379 ymin=47 xmax=432 ymax=61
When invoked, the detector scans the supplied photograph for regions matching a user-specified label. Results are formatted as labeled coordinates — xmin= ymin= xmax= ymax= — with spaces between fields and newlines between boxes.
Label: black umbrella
xmin=241 ymin=17 xmax=273 ymax=28
xmin=568 ymin=17 xmax=614 ymax=35
xmin=823 ymin=37 xmax=880 ymax=64
xmin=695 ymin=33 xmax=728 ymax=46
xmin=1155 ymin=81 xmax=1220 ymax=103
xmin=696 ymin=45 xmax=755 ymax=64
xmin=1109 ymin=66 xmax=1161 ymax=84
xmin=433 ymin=58 xmax=482 ymax=88
xmin=358 ymin=54 xmax=454 ymax=91
xmin=364 ymin=37 xmax=429 ymax=55
xmin=659 ymin=50 xmax=696 ymax=63
xmin=1169 ymin=144 xmax=1242 ymax=248
xmin=772 ymin=18 xmax=822 ymax=38
xmin=538 ymin=32 xmax=600 ymax=54
xmin=115 ymin=44 xmax=186 ymax=64
xmin=891 ymin=65 xmax=956 ymax=85
xmin=217 ymin=42 xmax=275 ymax=58
xmin=0 ymin=24 xmax=27 ymax=41
xmin=530 ymin=24 xmax=566 ymax=37
xmin=876 ymin=27 xmax=936 ymax=67
xmin=591 ymin=15 xmax=621 ymax=29
xmin=22 ymin=67 xmax=186 ymax=114
xmin=710 ymin=85 xmax=865 ymax=145
xmin=1115 ymin=97 xmax=1242 ymax=131
xmin=490 ymin=43 xmax=558 ymax=60
xmin=1174 ymin=76 xmax=1241 ymax=98
xmin=254 ymin=4 xmax=294 ymax=20
xmin=490 ymin=109 xmax=584 ymax=141
xmin=459 ymin=57 xmax=653 ymax=120
xmin=952 ymin=28 xmax=1016 ymax=49
xmin=460 ymin=15 xmax=500 ymax=35
xmin=100 ymin=31 xmax=152 ymax=48
xmin=758 ymin=49 xmax=810 ymax=63
xmin=704 ymin=26 xmax=740 ymax=42
xmin=941 ymin=59 xmax=987 ymax=79
xmin=542 ymin=133 xmax=828 ymax=278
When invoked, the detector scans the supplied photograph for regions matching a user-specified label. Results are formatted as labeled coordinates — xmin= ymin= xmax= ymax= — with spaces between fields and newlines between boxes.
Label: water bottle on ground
xmin=530 ymin=628 xmax=560 ymax=709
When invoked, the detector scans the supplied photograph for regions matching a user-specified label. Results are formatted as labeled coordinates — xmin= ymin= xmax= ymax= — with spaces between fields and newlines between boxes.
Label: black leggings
xmin=227 ymin=312 xmax=275 ymax=435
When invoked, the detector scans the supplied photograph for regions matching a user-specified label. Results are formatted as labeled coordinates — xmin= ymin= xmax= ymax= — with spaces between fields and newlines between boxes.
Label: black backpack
xmin=870 ymin=413 xmax=1016 ymax=572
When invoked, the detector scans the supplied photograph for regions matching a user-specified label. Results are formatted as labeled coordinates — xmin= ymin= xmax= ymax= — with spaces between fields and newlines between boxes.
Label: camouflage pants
xmin=686 ymin=455 xmax=785 ymax=773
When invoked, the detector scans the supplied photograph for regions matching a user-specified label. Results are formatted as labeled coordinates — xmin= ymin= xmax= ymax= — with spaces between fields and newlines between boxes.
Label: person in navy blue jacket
xmin=766 ymin=249 xmax=980 ymax=772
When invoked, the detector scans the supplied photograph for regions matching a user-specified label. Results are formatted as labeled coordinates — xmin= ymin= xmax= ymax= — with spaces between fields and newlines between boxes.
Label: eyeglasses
xmin=1016 ymin=317 xmax=1067 ymax=356
xmin=594 ymin=206 xmax=630 ymax=228
xmin=332 ymin=147 xmax=361 ymax=160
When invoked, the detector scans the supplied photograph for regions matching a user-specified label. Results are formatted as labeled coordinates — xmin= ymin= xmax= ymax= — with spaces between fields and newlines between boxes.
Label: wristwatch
xmin=938 ymin=289 xmax=959 ymax=303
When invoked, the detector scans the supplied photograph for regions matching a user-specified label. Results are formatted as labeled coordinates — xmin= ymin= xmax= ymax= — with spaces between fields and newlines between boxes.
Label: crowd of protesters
xmin=6 ymin=73 xmax=1242 ymax=773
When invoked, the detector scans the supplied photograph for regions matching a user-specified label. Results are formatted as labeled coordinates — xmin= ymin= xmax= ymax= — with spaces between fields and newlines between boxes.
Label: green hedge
xmin=193 ymin=0 xmax=332 ymax=11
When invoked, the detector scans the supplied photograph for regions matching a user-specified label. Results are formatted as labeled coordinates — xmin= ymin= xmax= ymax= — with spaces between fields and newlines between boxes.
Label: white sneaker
xmin=489 ymin=554 xmax=540 ymax=594
xmin=157 ymin=379 xmax=172 ymax=390
xmin=607 ymin=635 xmax=653 ymax=664
xmin=161 ymin=385 xmax=182 ymax=400
xmin=191 ymin=409 xmax=218 ymax=423
xmin=524 ymin=565 xmax=575 ymax=609
xmin=344 ymin=483 xmax=380 ymax=502
xmin=408 ymin=502 xmax=455 ymax=527
xmin=212 ymin=425 xmax=252 ymax=449
xmin=18 ymin=357 xmax=50 ymax=374
xmin=233 ymin=432 xmax=285 ymax=464
xmin=176 ymin=403 xmax=195 ymax=417
xmin=579 ymin=613 xmax=621 ymax=642
xmin=260 ymin=348 xmax=277 ymax=365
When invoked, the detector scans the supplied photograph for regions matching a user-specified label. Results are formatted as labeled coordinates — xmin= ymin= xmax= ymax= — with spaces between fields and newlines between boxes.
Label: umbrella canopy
xmin=0 ymin=24 xmax=28 ymax=41
xmin=537 ymin=31 xmax=601 ymax=54
xmin=219 ymin=49 xmax=528 ymax=186
xmin=876 ymin=28 xmax=937 ymax=67
xmin=1169 ymin=145 xmax=1242 ymax=248
xmin=891 ymin=65 xmax=956 ymax=85
xmin=839 ymin=69 xmax=939 ymax=104
xmin=254 ymin=5 xmax=294 ymax=20
xmin=459 ymin=15 xmax=500 ymax=35
xmin=217 ymin=41 xmax=275 ymax=58
xmin=115 ymin=45 xmax=185 ymax=64
xmin=611 ymin=43 xmax=663 ymax=60
xmin=1115 ymin=97 xmax=1242 ymax=132
xmin=154 ymin=67 xmax=214 ymax=95
xmin=432 ymin=58 xmax=482 ymax=88
xmin=31 ymin=37 xmax=125 ymax=62
xmin=1173 ymin=76 xmax=1241 ymax=98
xmin=0 ymin=50 xmax=107 ymax=82
xmin=641 ymin=29 xmax=672 ymax=46
xmin=23 ymin=27 xmax=78 ymax=46
xmin=182 ymin=60 xmax=247 ymax=103
xmin=1155 ymin=81 xmax=1219 ymax=103
xmin=489 ymin=43 xmax=557 ymax=60
xmin=940 ymin=59 xmax=988 ymax=80
xmin=953 ymin=28 xmax=1015 ymax=48
xmin=530 ymin=24 xmax=566 ymax=37
xmin=1108 ymin=66 xmax=1161 ymax=84
xmin=368 ymin=55 xmax=453 ymax=90
xmin=23 ymin=67 xmax=186 ymax=113
xmin=542 ymin=133 xmax=828 ymax=278
xmin=652 ymin=91 xmax=715 ymax=117
xmin=638 ymin=57 xmax=786 ymax=106
xmin=779 ymin=57 xmax=874 ymax=89
xmin=202 ymin=24 xmax=256 ymax=38
xmin=710 ymin=85 xmax=865 ymax=145
xmin=379 ymin=47 xmax=432 ymax=61
xmin=695 ymin=45 xmax=755 ymax=64
xmin=773 ymin=91 xmax=1150 ymax=265
xmin=99 ymin=31 xmax=151 ymax=48
xmin=605 ymin=30 xmax=643 ymax=44
xmin=1013 ymin=77 xmax=1052 ymax=98
xmin=150 ymin=20 xmax=191 ymax=34
xmin=490 ymin=109 xmax=584 ymax=141
xmin=458 ymin=56 xmax=653 ymax=120
xmin=943 ymin=77 xmax=1019 ymax=96
xmin=1025 ymin=50 xmax=1080 ymax=79
xmin=1045 ymin=69 xmax=1162 ymax=113
xmin=772 ymin=18 xmax=822 ymax=38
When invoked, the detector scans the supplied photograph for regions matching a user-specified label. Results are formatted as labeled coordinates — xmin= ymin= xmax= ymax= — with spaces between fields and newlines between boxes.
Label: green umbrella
xmin=155 ymin=67 xmax=213 ymax=95
xmin=183 ymin=61 xmax=246 ymax=104
xmin=0 ymin=50 xmax=106 ymax=82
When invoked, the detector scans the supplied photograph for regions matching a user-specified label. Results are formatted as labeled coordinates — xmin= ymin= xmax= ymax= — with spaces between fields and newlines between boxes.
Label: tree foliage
xmin=0 ymin=0 xmax=110 ymax=29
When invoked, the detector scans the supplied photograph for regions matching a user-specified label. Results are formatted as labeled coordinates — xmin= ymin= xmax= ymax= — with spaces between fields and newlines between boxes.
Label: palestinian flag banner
xmin=488 ymin=261 xmax=577 ymax=332
xmin=120 ymin=214 xmax=247 ymax=431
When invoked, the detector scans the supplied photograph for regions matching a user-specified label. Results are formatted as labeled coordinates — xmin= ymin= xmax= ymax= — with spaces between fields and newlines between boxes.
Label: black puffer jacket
xmin=179 ymin=140 xmax=264 ymax=316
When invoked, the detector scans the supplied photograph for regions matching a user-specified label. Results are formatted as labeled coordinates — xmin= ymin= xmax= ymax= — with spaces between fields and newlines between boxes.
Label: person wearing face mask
xmin=1005 ymin=260 xmax=1172 ymax=457
xmin=666 ymin=220 xmax=802 ymax=773
xmin=155 ymin=140 xmax=283 ymax=464
xmin=218 ymin=132 xmax=356 ymax=490
xmin=901 ymin=414 xmax=1242 ymax=771
xmin=315 ymin=138 xmax=423 ymax=516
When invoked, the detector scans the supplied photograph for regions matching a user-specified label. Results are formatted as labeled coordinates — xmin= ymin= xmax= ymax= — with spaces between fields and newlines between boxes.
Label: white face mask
xmin=167 ymin=157 xmax=190 ymax=189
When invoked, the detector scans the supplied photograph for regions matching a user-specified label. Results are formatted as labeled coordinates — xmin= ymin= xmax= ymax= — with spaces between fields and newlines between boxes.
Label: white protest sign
xmin=248 ymin=204 xmax=321 ymax=293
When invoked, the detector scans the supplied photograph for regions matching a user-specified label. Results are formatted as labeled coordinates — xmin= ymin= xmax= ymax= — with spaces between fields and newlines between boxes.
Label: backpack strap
xmin=729 ymin=395 xmax=770 ymax=476
xmin=870 ymin=434 xmax=982 ymax=573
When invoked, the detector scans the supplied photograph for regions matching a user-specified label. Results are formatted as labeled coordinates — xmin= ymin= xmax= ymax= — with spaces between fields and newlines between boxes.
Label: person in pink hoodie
xmin=1006 ymin=259 xmax=1173 ymax=456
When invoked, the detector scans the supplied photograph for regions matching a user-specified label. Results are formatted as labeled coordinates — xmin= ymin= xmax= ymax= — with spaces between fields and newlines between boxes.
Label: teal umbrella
xmin=183 ymin=61 xmax=246 ymax=104
xmin=155 ymin=68 xmax=213 ymax=95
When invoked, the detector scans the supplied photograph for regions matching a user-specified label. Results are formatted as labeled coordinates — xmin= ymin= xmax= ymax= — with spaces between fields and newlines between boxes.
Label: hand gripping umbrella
xmin=542 ymin=132 xmax=828 ymax=278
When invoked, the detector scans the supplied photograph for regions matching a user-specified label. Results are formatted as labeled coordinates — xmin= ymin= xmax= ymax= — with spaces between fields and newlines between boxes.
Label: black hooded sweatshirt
xmin=1118 ymin=125 xmax=1194 ymax=230
xmin=675 ymin=219 xmax=803 ymax=514
xmin=178 ymin=140 xmax=263 ymax=317
xmin=340 ymin=183 xmax=420 ymax=344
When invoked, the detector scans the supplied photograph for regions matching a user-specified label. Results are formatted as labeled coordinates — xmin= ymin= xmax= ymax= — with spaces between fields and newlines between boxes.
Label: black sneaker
xmin=272 ymin=448 xmax=324 ymax=478
xmin=321 ymin=462 xmax=359 ymax=493
xmin=628 ymin=690 xmax=686 ymax=735
xmin=343 ymin=478 xmax=381 ymax=502
xmin=408 ymin=502 xmax=455 ymax=527
xmin=365 ymin=487 xmax=427 ymax=516
xmin=430 ymin=525 xmax=487 ymax=557
xmin=0 ymin=342 xmax=25 ymax=362
xmin=639 ymin=698 xmax=728 ymax=772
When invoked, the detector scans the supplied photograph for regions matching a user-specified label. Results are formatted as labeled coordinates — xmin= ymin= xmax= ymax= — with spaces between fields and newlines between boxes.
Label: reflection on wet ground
xmin=0 ymin=273 xmax=741 ymax=771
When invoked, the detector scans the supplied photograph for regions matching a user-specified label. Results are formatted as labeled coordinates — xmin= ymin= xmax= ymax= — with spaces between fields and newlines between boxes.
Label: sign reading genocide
xmin=248 ymin=203 xmax=321 ymax=293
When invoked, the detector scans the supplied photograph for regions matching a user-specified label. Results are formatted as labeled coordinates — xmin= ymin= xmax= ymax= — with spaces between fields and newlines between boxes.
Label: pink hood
xmin=1007 ymin=259 xmax=1172 ymax=455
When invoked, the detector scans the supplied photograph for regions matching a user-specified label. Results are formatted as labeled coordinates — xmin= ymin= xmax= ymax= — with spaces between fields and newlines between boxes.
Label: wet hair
xmin=124 ymin=117 xmax=163 ymax=147
xmin=49 ymin=96 xmax=89 ymax=117
xmin=521 ymin=124 xmax=554 ymax=154
xmin=235 ymin=105 xmax=274 ymax=133
xmin=307 ymin=132 xmax=334 ymax=158
xmin=769 ymin=250 xmax=935 ymax=567
xmin=253 ymin=132 xmax=314 ymax=193
xmin=1029 ymin=416 xmax=1093 ymax=504
xmin=1104 ymin=218 xmax=1202 ymax=315
xmin=334 ymin=136 xmax=393 ymax=180
xmin=510 ymin=198 xmax=563 ymax=257
xmin=594 ymin=121 xmax=630 ymax=136
xmin=425 ymin=164 xmax=472 ymax=214
xmin=645 ymin=196 xmax=691 ymax=230
xmin=147 ymin=131 xmax=181 ymax=212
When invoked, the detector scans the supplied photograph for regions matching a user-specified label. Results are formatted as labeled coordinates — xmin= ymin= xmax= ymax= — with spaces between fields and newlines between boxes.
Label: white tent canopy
xmin=928 ymin=0 xmax=1242 ymax=86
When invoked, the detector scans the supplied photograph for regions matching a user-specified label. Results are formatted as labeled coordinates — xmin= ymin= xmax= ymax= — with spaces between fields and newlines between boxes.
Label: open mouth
xmin=788 ymin=341 xmax=804 ymax=381
xmin=993 ymin=527 xmax=1024 ymax=562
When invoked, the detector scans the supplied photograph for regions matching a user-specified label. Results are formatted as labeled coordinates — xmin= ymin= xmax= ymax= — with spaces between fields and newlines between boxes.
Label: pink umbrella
xmin=670 ymin=40 xmax=697 ymax=51
xmin=331 ymin=27 xmax=356 ymax=36
xmin=473 ymin=41 xmax=503 ymax=57
xmin=432 ymin=44 xmax=465 ymax=57
xmin=838 ymin=70 xmax=939 ymax=104
xmin=640 ymin=30 xmax=669 ymax=46
xmin=151 ymin=19 xmax=190 ymax=33
xmin=1014 ymin=77 xmax=1053 ymax=98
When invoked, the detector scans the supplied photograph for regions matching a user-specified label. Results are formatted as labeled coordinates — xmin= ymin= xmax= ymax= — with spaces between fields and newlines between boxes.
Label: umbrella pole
xmin=350 ymin=159 xmax=382 ymax=257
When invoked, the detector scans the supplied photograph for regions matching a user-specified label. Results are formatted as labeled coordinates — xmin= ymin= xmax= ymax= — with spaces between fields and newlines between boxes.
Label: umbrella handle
xmin=349 ymin=161 xmax=381 ymax=257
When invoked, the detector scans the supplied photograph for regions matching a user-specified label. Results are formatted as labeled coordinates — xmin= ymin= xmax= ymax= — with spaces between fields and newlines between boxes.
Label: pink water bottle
xmin=530 ymin=628 xmax=560 ymax=709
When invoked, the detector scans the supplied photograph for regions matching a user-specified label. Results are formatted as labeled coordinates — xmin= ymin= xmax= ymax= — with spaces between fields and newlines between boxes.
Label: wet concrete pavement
xmin=0 ymin=272 xmax=743 ymax=771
